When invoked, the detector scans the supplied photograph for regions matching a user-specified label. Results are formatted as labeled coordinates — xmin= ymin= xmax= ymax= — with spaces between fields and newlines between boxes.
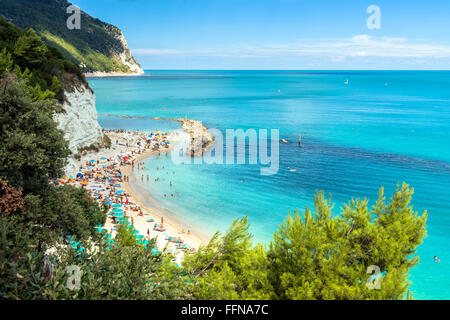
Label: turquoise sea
xmin=90 ymin=70 xmax=450 ymax=299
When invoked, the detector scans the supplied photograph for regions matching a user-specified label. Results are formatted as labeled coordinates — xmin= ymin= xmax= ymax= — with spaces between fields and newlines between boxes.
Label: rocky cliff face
xmin=178 ymin=119 xmax=214 ymax=156
xmin=114 ymin=29 xmax=144 ymax=74
xmin=53 ymin=85 xmax=103 ymax=172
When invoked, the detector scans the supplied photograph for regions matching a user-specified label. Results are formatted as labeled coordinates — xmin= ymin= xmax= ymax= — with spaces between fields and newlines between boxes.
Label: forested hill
xmin=0 ymin=17 xmax=88 ymax=102
xmin=0 ymin=0 xmax=143 ymax=74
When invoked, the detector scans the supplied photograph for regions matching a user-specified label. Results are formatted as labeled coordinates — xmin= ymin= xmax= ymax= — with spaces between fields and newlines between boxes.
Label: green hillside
xmin=0 ymin=17 xmax=88 ymax=102
xmin=0 ymin=0 xmax=142 ymax=73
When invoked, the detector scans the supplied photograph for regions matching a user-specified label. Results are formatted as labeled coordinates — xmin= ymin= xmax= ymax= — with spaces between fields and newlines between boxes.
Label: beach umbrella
xmin=112 ymin=208 xmax=124 ymax=213
xmin=115 ymin=190 xmax=124 ymax=195
xmin=76 ymin=173 xmax=83 ymax=178
xmin=100 ymin=157 xmax=107 ymax=160
xmin=135 ymin=235 xmax=144 ymax=240
xmin=112 ymin=204 xmax=122 ymax=208
xmin=113 ymin=212 xmax=124 ymax=218
xmin=80 ymin=181 xmax=88 ymax=185
xmin=105 ymin=201 xmax=112 ymax=205
xmin=89 ymin=160 xmax=96 ymax=163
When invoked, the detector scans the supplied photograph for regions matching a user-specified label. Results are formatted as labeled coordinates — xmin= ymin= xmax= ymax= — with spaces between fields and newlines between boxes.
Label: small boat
xmin=344 ymin=79 xmax=349 ymax=85
xmin=281 ymin=139 xmax=288 ymax=144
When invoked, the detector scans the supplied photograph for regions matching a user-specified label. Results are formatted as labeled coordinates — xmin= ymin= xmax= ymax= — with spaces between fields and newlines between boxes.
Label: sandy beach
xmin=63 ymin=129 xmax=208 ymax=264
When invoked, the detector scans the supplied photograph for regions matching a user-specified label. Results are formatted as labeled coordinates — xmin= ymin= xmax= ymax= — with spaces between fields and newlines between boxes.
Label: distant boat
xmin=281 ymin=139 xmax=288 ymax=144
xmin=344 ymin=79 xmax=349 ymax=85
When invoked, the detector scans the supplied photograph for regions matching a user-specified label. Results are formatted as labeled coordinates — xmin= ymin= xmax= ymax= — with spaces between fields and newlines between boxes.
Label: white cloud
xmin=132 ymin=35 xmax=450 ymax=60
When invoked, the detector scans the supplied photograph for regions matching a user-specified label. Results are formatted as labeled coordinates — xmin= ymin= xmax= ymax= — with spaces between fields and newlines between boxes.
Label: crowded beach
xmin=58 ymin=128 xmax=205 ymax=265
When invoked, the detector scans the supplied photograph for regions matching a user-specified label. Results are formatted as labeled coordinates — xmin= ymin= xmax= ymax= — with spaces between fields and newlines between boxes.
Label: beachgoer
xmin=434 ymin=256 xmax=441 ymax=263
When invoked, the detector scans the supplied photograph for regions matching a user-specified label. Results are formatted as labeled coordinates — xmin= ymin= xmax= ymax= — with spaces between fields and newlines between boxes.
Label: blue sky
xmin=72 ymin=0 xmax=450 ymax=70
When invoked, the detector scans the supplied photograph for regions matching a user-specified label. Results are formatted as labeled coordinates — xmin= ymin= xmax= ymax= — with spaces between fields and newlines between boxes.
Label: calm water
xmin=91 ymin=71 xmax=450 ymax=299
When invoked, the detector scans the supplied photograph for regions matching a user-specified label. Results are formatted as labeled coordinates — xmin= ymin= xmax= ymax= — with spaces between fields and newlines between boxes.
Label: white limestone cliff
xmin=53 ymin=85 xmax=103 ymax=173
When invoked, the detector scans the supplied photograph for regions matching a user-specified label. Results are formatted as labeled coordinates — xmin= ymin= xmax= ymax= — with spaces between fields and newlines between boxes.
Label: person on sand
xmin=161 ymin=217 xmax=164 ymax=225
xmin=141 ymin=175 xmax=144 ymax=181
xmin=147 ymin=175 xmax=149 ymax=183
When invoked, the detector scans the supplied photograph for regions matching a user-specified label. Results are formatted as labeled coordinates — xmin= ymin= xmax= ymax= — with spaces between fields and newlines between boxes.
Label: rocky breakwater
xmin=177 ymin=119 xmax=214 ymax=157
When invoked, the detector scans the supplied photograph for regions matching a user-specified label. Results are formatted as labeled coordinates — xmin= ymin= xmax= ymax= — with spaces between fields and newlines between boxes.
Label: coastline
xmin=119 ymin=147 xmax=210 ymax=247
xmin=65 ymin=128 xmax=209 ymax=256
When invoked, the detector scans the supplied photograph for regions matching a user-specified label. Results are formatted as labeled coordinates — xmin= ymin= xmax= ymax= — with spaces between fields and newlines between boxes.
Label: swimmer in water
xmin=434 ymin=256 xmax=441 ymax=263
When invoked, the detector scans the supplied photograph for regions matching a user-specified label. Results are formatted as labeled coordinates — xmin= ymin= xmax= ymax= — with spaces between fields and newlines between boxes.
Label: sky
xmin=71 ymin=0 xmax=450 ymax=70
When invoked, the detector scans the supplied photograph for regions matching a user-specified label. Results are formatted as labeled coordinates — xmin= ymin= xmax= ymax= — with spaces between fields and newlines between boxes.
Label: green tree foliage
xmin=44 ymin=227 xmax=188 ymax=300
xmin=114 ymin=224 xmax=139 ymax=247
xmin=24 ymin=185 xmax=107 ymax=244
xmin=13 ymin=29 xmax=48 ymax=67
xmin=0 ymin=48 xmax=14 ymax=76
xmin=267 ymin=183 xmax=427 ymax=300
xmin=0 ymin=64 xmax=107 ymax=299
xmin=183 ymin=217 xmax=273 ymax=299
xmin=0 ymin=75 xmax=70 ymax=194
xmin=0 ymin=180 xmax=107 ymax=299
xmin=0 ymin=17 xmax=89 ymax=102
